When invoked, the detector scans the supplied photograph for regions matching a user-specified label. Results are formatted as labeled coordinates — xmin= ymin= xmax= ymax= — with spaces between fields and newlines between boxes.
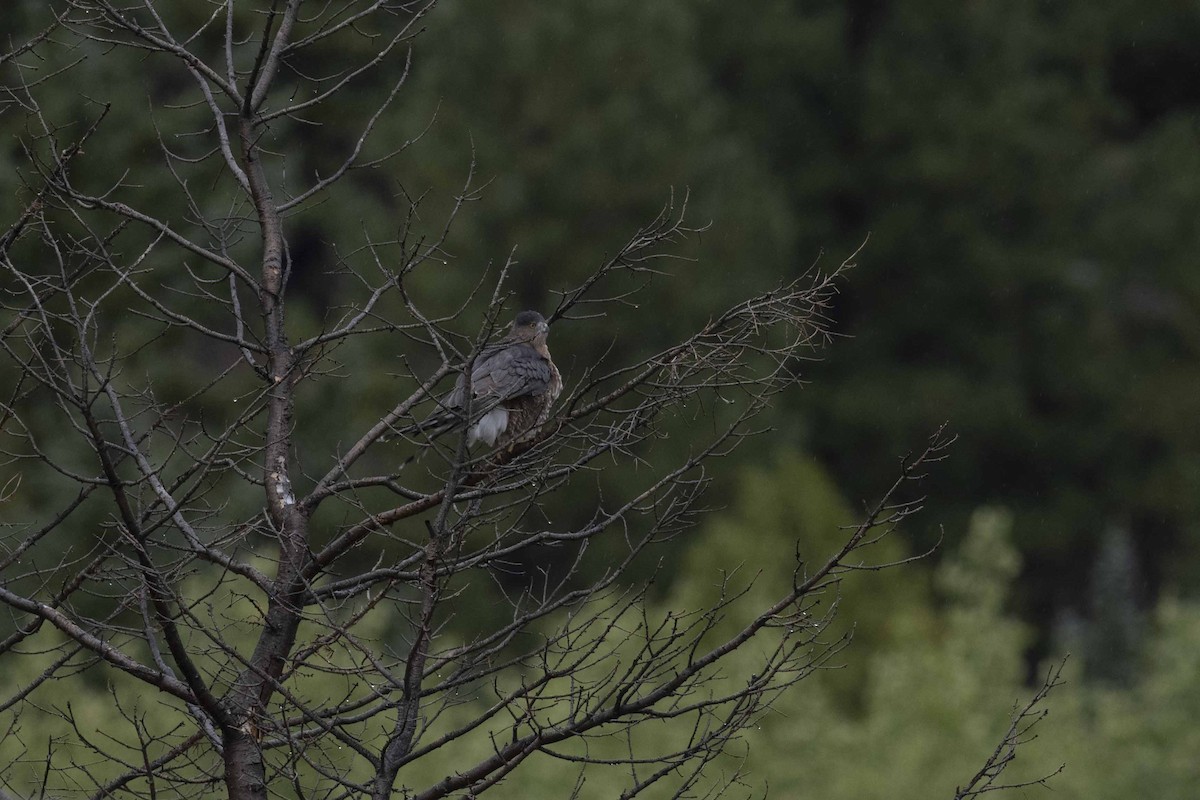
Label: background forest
xmin=3 ymin=0 xmax=1199 ymax=796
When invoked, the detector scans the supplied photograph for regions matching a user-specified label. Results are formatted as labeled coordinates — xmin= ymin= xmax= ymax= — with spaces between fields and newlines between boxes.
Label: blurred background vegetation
xmin=3 ymin=0 xmax=1199 ymax=795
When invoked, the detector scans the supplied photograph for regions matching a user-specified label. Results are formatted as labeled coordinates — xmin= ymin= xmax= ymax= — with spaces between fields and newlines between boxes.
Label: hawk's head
xmin=510 ymin=310 xmax=549 ymax=343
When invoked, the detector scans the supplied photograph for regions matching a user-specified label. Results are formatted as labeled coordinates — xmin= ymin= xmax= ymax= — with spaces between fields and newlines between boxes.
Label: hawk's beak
xmin=538 ymin=320 xmax=549 ymax=335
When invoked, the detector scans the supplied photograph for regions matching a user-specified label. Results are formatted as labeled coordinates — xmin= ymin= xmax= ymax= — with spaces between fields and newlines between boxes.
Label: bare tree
xmin=0 ymin=3 xmax=1019 ymax=799
xmin=954 ymin=660 xmax=1068 ymax=799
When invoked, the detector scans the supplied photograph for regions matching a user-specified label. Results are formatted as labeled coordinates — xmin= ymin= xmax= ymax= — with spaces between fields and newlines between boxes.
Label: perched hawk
xmin=423 ymin=311 xmax=562 ymax=448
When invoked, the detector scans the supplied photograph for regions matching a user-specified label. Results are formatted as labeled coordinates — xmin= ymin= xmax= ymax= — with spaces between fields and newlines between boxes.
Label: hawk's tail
xmin=392 ymin=411 xmax=462 ymax=445
xmin=390 ymin=409 xmax=472 ymax=470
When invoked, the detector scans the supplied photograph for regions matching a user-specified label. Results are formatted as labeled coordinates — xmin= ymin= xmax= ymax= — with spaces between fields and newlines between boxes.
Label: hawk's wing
xmin=445 ymin=342 xmax=553 ymax=410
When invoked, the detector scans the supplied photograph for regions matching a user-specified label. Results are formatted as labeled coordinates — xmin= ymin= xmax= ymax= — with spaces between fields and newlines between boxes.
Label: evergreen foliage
xmin=1084 ymin=527 xmax=1144 ymax=686
xmin=2 ymin=1 xmax=1198 ymax=794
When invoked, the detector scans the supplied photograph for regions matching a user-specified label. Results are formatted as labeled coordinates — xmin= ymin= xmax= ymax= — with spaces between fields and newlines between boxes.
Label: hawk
xmin=421 ymin=310 xmax=562 ymax=448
